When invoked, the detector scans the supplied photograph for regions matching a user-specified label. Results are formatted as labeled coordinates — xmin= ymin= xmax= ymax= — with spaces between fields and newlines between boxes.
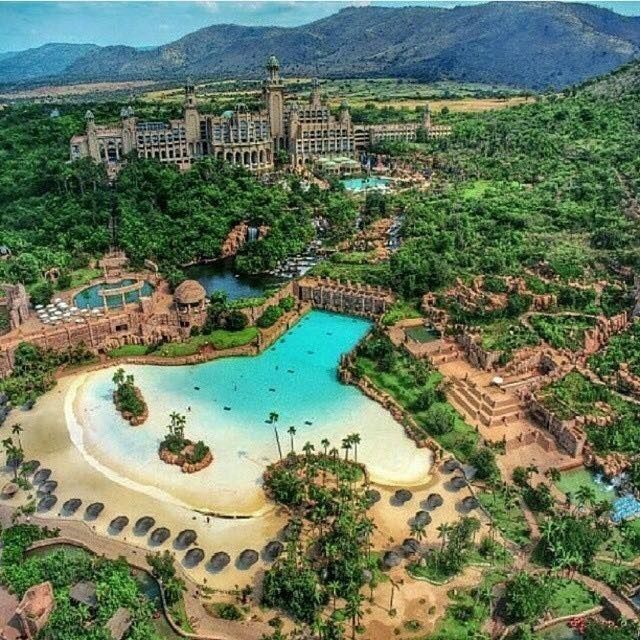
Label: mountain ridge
xmin=3 ymin=2 xmax=640 ymax=89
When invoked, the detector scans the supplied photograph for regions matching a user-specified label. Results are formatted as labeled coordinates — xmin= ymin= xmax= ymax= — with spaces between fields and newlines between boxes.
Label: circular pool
xmin=74 ymin=279 xmax=154 ymax=310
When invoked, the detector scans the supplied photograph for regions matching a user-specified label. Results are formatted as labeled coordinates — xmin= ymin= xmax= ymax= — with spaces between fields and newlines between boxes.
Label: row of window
xmin=301 ymin=129 xmax=352 ymax=139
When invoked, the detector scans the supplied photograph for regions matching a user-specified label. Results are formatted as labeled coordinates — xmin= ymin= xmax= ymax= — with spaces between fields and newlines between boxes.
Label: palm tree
xmin=410 ymin=522 xmax=426 ymax=542
xmin=302 ymin=441 xmax=315 ymax=459
xmin=268 ymin=412 xmax=283 ymax=460
xmin=287 ymin=426 xmax=296 ymax=454
xmin=112 ymin=368 xmax=125 ymax=388
xmin=437 ymin=522 xmax=452 ymax=550
xmin=341 ymin=437 xmax=352 ymax=461
xmin=168 ymin=411 xmax=180 ymax=435
xmin=321 ymin=438 xmax=330 ymax=456
xmin=327 ymin=581 xmax=340 ymax=611
xmin=576 ymin=485 xmax=596 ymax=512
xmin=350 ymin=433 xmax=361 ymax=463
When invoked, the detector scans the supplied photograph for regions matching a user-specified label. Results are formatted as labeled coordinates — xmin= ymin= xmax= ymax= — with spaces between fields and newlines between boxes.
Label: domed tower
xmin=85 ymin=110 xmax=99 ymax=159
xmin=338 ymin=99 xmax=351 ymax=126
xmin=120 ymin=105 xmax=136 ymax=155
xmin=263 ymin=55 xmax=284 ymax=148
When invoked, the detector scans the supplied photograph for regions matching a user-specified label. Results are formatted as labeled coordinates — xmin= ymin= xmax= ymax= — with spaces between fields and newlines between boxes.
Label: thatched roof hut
xmin=1 ymin=482 xmax=19 ymax=497
xmin=62 ymin=498 xmax=82 ymax=514
xmin=184 ymin=548 xmax=205 ymax=566
xmin=264 ymin=540 xmax=284 ymax=561
xmin=425 ymin=493 xmax=444 ymax=510
xmin=414 ymin=510 xmax=432 ymax=527
xmin=150 ymin=527 xmax=170 ymax=545
xmin=134 ymin=516 xmax=156 ymax=535
xmin=442 ymin=459 xmax=460 ymax=474
xmin=393 ymin=489 xmax=412 ymax=505
xmin=33 ymin=468 xmax=51 ymax=485
xmin=364 ymin=488 xmax=381 ymax=506
xmin=461 ymin=496 xmax=479 ymax=511
xmin=85 ymin=502 xmax=104 ymax=519
xmin=382 ymin=550 xmax=402 ymax=569
xmin=209 ymin=552 xmax=231 ymax=571
xmin=176 ymin=529 xmax=197 ymax=549
xmin=450 ymin=475 xmax=467 ymax=490
xmin=402 ymin=538 xmax=421 ymax=556
xmin=238 ymin=549 xmax=259 ymax=569
xmin=37 ymin=494 xmax=57 ymax=512
xmin=109 ymin=516 xmax=129 ymax=533
xmin=38 ymin=480 xmax=58 ymax=495
xmin=174 ymin=280 xmax=206 ymax=306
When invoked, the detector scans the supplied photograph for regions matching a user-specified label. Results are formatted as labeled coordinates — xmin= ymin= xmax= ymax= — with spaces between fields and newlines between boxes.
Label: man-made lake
xmin=186 ymin=261 xmax=280 ymax=300
xmin=68 ymin=311 xmax=433 ymax=515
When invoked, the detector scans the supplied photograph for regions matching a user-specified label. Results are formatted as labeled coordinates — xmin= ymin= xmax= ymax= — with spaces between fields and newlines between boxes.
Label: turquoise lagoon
xmin=342 ymin=177 xmax=390 ymax=192
xmin=68 ymin=311 xmax=432 ymax=515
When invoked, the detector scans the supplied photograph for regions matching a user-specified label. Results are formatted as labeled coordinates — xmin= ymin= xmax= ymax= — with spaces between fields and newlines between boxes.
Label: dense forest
xmin=0 ymin=103 xmax=358 ymax=289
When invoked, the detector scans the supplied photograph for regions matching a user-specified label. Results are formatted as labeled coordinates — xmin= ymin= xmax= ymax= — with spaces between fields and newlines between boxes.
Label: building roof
xmin=105 ymin=607 xmax=133 ymax=640
xmin=69 ymin=581 xmax=97 ymax=608
xmin=174 ymin=280 xmax=206 ymax=305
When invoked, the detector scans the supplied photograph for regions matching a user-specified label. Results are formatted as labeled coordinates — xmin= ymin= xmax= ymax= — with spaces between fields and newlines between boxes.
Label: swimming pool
xmin=74 ymin=279 xmax=154 ymax=310
xmin=67 ymin=311 xmax=433 ymax=515
xmin=342 ymin=177 xmax=391 ymax=192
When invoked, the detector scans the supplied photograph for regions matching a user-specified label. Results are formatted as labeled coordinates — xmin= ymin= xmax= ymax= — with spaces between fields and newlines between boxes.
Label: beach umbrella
xmin=134 ymin=516 xmax=156 ymax=535
xmin=38 ymin=480 xmax=58 ymax=495
xmin=264 ymin=540 xmax=284 ymax=561
xmin=85 ymin=502 xmax=104 ymax=519
xmin=414 ymin=510 xmax=432 ymax=527
xmin=425 ymin=493 xmax=444 ymax=510
xmin=184 ymin=548 xmax=205 ymax=566
xmin=1 ymin=482 xmax=19 ymax=497
xmin=150 ymin=527 xmax=170 ymax=545
xmin=109 ymin=516 xmax=129 ymax=533
xmin=402 ymin=538 xmax=421 ymax=556
xmin=33 ymin=468 xmax=51 ymax=485
xmin=176 ymin=529 xmax=197 ymax=549
xmin=382 ymin=550 xmax=402 ymax=569
xmin=38 ymin=494 xmax=57 ymax=512
xmin=442 ymin=459 xmax=460 ymax=474
xmin=238 ymin=549 xmax=259 ymax=569
xmin=62 ymin=498 xmax=82 ymax=514
xmin=450 ymin=475 xmax=467 ymax=490
xmin=461 ymin=496 xmax=479 ymax=511
xmin=209 ymin=552 xmax=231 ymax=571
xmin=364 ymin=488 xmax=381 ymax=506
xmin=35 ymin=304 xmax=44 ymax=310
xmin=393 ymin=489 xmax=412 ymax=505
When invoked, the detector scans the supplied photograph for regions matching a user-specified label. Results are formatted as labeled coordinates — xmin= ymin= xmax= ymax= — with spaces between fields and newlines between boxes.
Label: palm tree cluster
xmin=112 ymin=367 xmax=145 ymax=417
xmin=262 ymin=436 xmax=374 ymax=640
xmin=2 ymin=424 xmax=26 ymax=485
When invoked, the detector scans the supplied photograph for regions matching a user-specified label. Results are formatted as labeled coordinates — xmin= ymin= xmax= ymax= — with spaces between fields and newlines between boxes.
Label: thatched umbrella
xmin=150 ymin=527 xmax=170 ymax=545
xmin=62 ymin=498 xmax=82 ymax=514
xmin=414 ymin=510 xmax=432 ymax=527
xmin=442 ymin=459 xmax=460 ymax=474
xmin=85 ymin=502 xmax=104 ymax=519
xmin=264 ymin=540 xmax=284 ymax=561
xmin=109 ymin=515 xmax=129 ymax=533
xmin=209 ymin=552 xmax=230 ymax=571
xmin=176 ymin=529 xmax=197 ymax=549
xmin=134 ymin=516 xmax=156 ymax=535
xmin=38 ymin=480 xmax=58 ymax=495
xmin=461 ymin=496 xmax=479 ymax=511
xmin=38 ymin=494 xmax=57 ymax=512
xmin=184 ymin=548 xmax=205 ymax=567
xmin=33 ymin=468 xmax=51 ymax=485
xmin=425 ymin=493 xmax=444 ymax=510
xmin=1 ymin=482 xmax=19 ymax=498
xmin=22 ymin=460 xmax=40 ymax=475
xmin=382 ymin=550 xmax=402 ymax=569
xmin=450 ymin=475 xmax=467 ymax=490
xmin=393 ymin=489 xmax=412 ymax=505
xmin=364 ymin=488 xmax=381 ymax=506
xmin=237 ymin=549 xmax=259 ymax=569
xmin=402 ymin=538 xmax=421 ymax=556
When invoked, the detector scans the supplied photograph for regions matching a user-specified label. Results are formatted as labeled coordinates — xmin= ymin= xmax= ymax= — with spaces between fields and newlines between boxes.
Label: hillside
xmin=3 ymin=2 xmax=640 ymax=90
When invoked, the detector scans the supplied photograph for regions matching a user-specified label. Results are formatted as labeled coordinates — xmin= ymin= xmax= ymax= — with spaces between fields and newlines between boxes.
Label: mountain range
xmin=2 ymin=2 xmax=640 ymax=90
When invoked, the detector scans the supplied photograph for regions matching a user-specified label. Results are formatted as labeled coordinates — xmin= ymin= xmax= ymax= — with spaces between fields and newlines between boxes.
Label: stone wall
xmin=456 ymin=331 xmax=500 ymax=371
xmin=583 ymin=311 xmax=628 ymax=354
xmin=293 ymin=276 xmax=394 ymax=318
xmin=527 ymin=398 xmax=587 ymax=457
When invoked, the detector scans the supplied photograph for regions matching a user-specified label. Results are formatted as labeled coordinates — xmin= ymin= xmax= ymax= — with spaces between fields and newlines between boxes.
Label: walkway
xmin=574 ymin=571 xmax=638 ymax=620
xmin=0 ymin=506 xmax=270 ymax=640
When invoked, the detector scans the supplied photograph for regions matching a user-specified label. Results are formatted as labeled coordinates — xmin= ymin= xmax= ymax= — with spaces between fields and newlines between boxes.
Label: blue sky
xmin=1 ymin=1 xmax=640 ymax=53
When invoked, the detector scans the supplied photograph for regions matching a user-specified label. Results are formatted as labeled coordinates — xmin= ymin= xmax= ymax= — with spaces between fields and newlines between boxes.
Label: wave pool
xmin=67 ymin=311 xmax=433 ymax=515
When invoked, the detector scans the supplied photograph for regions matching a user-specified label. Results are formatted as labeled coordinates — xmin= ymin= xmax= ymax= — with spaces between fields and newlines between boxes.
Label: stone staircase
xmin=448 ymin=377 xmax=522 ymax=427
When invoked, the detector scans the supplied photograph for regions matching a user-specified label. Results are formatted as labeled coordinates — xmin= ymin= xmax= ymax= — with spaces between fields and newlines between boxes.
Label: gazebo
xmin=173 ymin=280 xmax=206 ymax=326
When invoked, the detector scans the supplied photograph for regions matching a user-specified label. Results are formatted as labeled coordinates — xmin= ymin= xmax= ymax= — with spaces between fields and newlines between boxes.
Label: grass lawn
xmin=554 ymin=468 xmax=615 ymax=504
xmin=381 ymin=300 xmax=423 ymax=326
xmin=477 ymin=491 xmax=530 ymax=546
xmin=153 ymin=327 xmax=258 ymax=357
xmin=588 ymin=559 xmax=640 ymax=590
xmin=547 ymin=579 xmax=598 ymax=618
xmin=66 ymin=267 xmax=102 ymax=289
xmin=108 ymin=344 xmax=150 ymax=358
